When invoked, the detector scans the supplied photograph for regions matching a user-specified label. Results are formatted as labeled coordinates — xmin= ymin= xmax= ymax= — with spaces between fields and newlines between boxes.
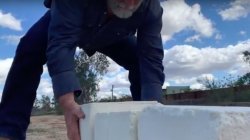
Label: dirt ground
xmin=27 ymin=115 xmax=67 ymax=140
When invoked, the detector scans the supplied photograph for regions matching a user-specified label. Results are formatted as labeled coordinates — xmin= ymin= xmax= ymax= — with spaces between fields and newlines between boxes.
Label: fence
xmin=163 ymin=85 xmax=250 ymax=106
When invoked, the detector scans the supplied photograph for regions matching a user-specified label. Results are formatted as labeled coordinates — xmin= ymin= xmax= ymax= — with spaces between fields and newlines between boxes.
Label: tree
xmin=51 ymin=96 xmax=63 ymax=115
xmin=197 ymin=51 xmax=250 ymax=89
xmin=74 ymin=50 xmax=109 ymax=104
xmin=98 ymin=94 xmax=133 ymax=102
xmin=98 ymin=96 xmax=117 ymax=102
xmin=197 ymin=75 xmax=238 ymax=90
xmin=235 ymin=73 xmax=250 ymax=85
xmin=32 ymin=97 xmax=41 ymax=115
xmin=243 ymin=51 xmax=250 ymax=65
xmin=235 ymin=51 xmax=250 ymax=85
xmin=117 ymin=94 xmax=133 ymax=102
xmin=40 ymin=95 xmax=52 ymax=112
xmin=33 ymin=97 xmax=40 ymax=110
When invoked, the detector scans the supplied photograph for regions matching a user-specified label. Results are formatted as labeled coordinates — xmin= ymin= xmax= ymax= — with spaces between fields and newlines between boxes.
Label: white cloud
xmin=198 ymin=74 xmax=215 ymax=81
xmin=42 ymin=65 xmax=49 ymax=75
xmin=0 ymin=58 xmax=52 ymax=101
xmin=0 ymin=10 xmax=22 ymax=31
xmin=98 ymin=58 xmax=131 ymax=98
xmin=163 ymin=39 xmax=250 ymax=84
xmin=219 ymin=0 xmax=250 ymax=21
xmin=161 ymin=0 xmax=215 ymax=41
xmin=162 ymin=82 xmax=170 ymax=89
xmin=98 ymin=39 xmax=250 ymax=94
xmin=106 ymin=57 xmax=123 ymax=76
xmin=2 ymin=40 xmax=249 ymax=99
xmin=0 ymin=35 xmax=22 ymax=45
xmin=215 ymin=33 xmax=222 ymax=40
xmin=185 ymin=35 xmax=201 ymax=43
xmin=0 ymin=58 xmax=13 ymax=84
xmin=162 ymin=35 xmax=172 ymax=44
xmin=240 ymin=31 xmax=246 ymax=36
xmin=190 ymin=83 xmax=206 ymax=90
xmin=0 ymin=55 xmax=128 ymax=100
xmin=99 ymin=70 xmax=129 ymax=91
xmin=98 ymin=77 xmax=130 ymax=99
xmin=0 ymin=58 xmax=12 ymax=101
xmin=97 ymin=88 xmax=130 ymax=100
xmin=37 ymin=78 xmax=53 ymax=98
xmin=166 ymin=73 xmax=214 ymax=86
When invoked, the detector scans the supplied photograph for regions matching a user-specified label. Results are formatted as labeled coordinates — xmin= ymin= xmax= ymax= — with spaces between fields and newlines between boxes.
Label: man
xmin=0 ymin=0 xmax=165 ymax=139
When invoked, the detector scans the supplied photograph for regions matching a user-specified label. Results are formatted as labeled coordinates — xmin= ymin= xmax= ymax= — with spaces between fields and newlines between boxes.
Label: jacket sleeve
xmin=46 ymin=0 xmax=84 ymax=99
xmin=137 ymin=0 xmax=165 ymax=100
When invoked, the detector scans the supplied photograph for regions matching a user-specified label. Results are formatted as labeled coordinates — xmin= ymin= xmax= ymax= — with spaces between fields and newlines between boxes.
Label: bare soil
xmin=27 ymin=115 xmax=67 ymax=140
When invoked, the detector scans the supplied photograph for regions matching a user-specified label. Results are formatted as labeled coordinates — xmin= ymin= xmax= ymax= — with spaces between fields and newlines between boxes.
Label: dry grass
xmin=27 ymin=115 xmax=67 ymax=140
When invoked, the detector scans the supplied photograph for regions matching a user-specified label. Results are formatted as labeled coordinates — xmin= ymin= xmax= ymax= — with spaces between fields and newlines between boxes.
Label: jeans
xmin=0 ymin=11 xmax=163 ymax=139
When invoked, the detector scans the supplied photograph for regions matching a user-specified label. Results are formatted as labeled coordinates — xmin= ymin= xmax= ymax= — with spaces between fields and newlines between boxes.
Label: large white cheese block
xmin=138 ymin=105 xmax=250 ymax=140
xmin=80 ymin=101 xmax=159 ymax=140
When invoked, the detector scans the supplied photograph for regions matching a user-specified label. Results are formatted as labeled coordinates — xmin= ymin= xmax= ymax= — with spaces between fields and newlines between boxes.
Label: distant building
xmin=163 ymin=86 xmax=190 ymax=95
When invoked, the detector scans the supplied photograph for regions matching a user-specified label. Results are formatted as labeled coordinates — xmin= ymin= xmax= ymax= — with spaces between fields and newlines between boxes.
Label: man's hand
xmin=59 ymin=93 xmax=85 ymax=140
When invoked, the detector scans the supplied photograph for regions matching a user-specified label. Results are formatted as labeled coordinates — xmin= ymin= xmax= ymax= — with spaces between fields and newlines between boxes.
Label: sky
xmin=0 ymin=0 xmax=250 ymax=100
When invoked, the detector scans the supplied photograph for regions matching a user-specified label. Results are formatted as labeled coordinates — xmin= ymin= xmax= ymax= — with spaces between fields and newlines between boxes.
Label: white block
xmin=80 ymin=101 xmax=159 ymax=140
xmin=138 ymin=105 xmax=250 ymax=140
xmin=94 ymin=111 xmax=139 ymax=140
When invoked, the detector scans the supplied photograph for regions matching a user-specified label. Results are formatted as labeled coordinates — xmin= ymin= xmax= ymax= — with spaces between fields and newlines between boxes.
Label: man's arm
xmin=58 ymin=92 xmax=85 ymax=140
xmin=47 ymin=0 xmax=85 ymax=139
xmin=137 ymin=0 xmax=165 ymax=102
xmin=47 ymin=0 xmax=83 ymax=99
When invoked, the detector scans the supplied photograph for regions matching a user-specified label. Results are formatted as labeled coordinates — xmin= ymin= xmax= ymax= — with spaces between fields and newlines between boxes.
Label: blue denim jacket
xmin=46 ymin=0 xmax=164 ymax=99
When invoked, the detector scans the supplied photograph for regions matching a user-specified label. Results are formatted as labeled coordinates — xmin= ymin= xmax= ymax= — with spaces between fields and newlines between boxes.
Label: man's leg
xmin=0 ymin=11 xmax=50 ymax=140
xmin=138 ymin=43 xmax=165 ymax=102
xmin=98 ymin=36 xmax=141 ymax=101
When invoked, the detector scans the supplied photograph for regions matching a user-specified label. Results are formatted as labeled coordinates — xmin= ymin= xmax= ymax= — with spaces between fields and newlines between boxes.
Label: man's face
xmin=108 ymin=0 xmax=143 ymax=18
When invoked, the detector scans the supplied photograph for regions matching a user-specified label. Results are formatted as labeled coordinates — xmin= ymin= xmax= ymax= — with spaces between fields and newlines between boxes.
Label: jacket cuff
xmin=51 ymin=71 xmax=82 ymax=99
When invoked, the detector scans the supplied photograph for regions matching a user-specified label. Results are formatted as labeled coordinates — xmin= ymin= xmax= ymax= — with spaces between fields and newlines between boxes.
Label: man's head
xmin=107 ymin=0 xmax=143 ymax=18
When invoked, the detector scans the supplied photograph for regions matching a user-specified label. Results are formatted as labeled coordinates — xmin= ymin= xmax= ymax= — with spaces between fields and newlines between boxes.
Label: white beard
xmin=107 ymin=0 xmax=142 ymax=19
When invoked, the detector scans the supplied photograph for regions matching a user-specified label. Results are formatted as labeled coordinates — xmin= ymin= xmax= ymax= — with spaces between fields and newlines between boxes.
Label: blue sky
xmin=0 ymin=0 xmax=250 ymax=100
